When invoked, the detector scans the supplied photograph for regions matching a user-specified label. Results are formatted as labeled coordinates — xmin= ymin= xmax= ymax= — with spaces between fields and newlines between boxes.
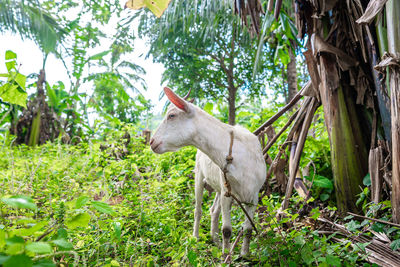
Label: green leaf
xmin=320 ymin=193 xmax=330 ymax=201
xmin=12 ymin=221 xmax=48 ymax=236
xmin=14 ymin=73 xmax=26 ymax=90
xmin=0 ymin=229 xmax=5 ymax=249
xmin=32 ymin=259 xmax=56 ymax=267
xmin=326 ymin=254 xmax=341 ymax=267
xmin=390 ymin=239 xmax=400 ymax=251
xmin=51 ymin=239 xmax=73 ymax=249
xmin=6 ymin=236 xmax=25 ymax=245
xmin=1 ymin=196 xmax=37 ymax=210
xmin=3 ymin=254 xmax=32 ymax=267
xmin=363 ymin=173 xmax=371 ymax=186
xmin=5 ymin=50 xmax=17 ymax=60
xmin=56 ymin=228 xmax=68 ymax=239
xmin=25 ymin=242 xmax=52 ymax=254
xmin=5 ymin=61 xmax=16 ymax=72
xmin=346 ymin=220 xmax=361 ymax=232
xmin=125 ymin=0 xmax=172 ymax=18
xmin=0 ymin=255 xmax=10 ymax=264
xmin=203 ymin=102 xmax=213 ymax=114
xmin=0 ymin=84 xmax=27 ymax=107
xmin=91 ymin=201 xmax=116 ymax=215
xmin=113 ymin=222 xmax=122 ymax=240
xmin=371 ymin=222 xmax=385 ymax=233
xmin=65 ymin=212 xmax=91 ymax=229
xmin=313 ymin=175 xmax=333 ymax=189
xmin=6 ymin=243 xmax=25 ymax=255
xmin=89 ymin=50 xmax=111 ymax=61
xmin=75 ymin=196 xmax=89 ymax=209
xmin=187 ymin=249 xmax=197 ymax=266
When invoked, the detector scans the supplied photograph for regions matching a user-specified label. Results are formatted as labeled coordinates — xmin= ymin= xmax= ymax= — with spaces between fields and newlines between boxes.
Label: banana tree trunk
xmin=317 ymin=54 xmax=368 ymax=212
xmin=386 ymin=0 xmax=400 ymax=223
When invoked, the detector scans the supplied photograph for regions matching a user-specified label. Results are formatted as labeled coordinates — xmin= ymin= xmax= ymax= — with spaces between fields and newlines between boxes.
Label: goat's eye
xmin=168 ymin=114 xmax=175 ymax=120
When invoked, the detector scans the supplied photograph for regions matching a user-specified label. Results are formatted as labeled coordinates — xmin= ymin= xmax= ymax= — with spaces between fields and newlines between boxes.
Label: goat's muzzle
xmin=150 ymin=138 xmax=162 ymax=153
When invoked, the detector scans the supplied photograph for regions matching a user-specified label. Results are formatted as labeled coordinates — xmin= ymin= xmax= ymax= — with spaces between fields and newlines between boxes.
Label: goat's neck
xmin=191 ymin=110 xmax=234 ymax=168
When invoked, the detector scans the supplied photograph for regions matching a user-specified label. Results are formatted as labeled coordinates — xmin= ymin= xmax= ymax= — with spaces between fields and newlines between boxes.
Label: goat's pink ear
xmin=164 ymin=87 xmax=188 ymax=111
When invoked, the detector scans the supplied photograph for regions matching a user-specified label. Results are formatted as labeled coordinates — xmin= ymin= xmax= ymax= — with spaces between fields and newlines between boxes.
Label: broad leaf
xmin=313 ymin=175 xmax=334 ymax=189
xmin=75 ymin=196 xmax=89 ymax=209
xmin=390 ymin=239 xmax=400 ymax=251
xmin=25 ymin=242 xmax=52 ymax=254
xmin=51 ymin=238 xmax=73 ymax=249
xmin=5 ymin=61 xmax=16 ymax=72
xmin=3 ymin=254 xmax=32 ymax=267
xmin=113 ymin=222 xmax=121 ymax=240
xmin=0 ymin=84 xmax=27 ymax=107
xmin=12 ymin=221 xmax=48 ymax=236
xmin=89 ymin=50 xmax=111 ymax=61
xmin=1 ymin=196 xmax=37 ymax=210
xmin=363 ymin=173 xmax=371 ymax=186
xmin=125 ymin=0 xmax=171 ymax=18
xmin=91 ymin=201 xmax=116 ymax=215
xmin=5 ymin=50 xmax=17 ymax=60
xmin=326 ymin=254 xmax=341 ymax=267
xmin=65 ymin=212 xmax=91 ymax=229
xmin=13 ymin=72 xmax=27 ymax=90
xmin=32 ymin=259 xmax=56 ymax=267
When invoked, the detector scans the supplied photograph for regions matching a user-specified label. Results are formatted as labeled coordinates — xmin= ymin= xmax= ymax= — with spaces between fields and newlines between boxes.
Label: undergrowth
xmin=0 ymin=128 xmax=383 ymax=266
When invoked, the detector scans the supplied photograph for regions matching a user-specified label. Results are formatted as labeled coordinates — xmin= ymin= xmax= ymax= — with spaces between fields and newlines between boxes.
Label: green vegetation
xmin=0 ymin=127 xmax=385 ymax=266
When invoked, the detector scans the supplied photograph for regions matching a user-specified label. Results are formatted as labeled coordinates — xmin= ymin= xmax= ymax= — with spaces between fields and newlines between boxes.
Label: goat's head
xmin=150 ymin=87 xmax=196 ymax=154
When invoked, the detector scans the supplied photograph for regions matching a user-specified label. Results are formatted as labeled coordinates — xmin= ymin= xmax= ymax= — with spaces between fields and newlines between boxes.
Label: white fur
xmin=150 ymin=100 xmax=266 ymax=256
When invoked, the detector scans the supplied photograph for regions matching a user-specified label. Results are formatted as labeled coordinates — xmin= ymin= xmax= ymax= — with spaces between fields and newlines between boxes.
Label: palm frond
xmin=0 ymin=0 xmax=67 ymax=53
xmin=117 ymin=61 xmax=146 ymax=75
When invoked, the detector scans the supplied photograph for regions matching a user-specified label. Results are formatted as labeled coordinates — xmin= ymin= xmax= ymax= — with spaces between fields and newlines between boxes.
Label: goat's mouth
xmin=150 ymin=141 xmax=162 ymax=153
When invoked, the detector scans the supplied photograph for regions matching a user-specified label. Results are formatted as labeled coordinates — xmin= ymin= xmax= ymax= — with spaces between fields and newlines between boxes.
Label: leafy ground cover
xmin=0 ymin=127 xmax=386 ymax=266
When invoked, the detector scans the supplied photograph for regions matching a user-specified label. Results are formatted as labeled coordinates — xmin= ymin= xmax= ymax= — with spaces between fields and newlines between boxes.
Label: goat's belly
xmin=204 ymin=176 xmax=221 ymax=192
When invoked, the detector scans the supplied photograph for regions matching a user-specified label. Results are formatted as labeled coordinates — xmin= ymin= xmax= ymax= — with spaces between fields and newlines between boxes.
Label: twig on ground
xmin=223 ymin=229 xmax=243 ymax=264
xmin=347 ymin=212 xmax=400 ymax=228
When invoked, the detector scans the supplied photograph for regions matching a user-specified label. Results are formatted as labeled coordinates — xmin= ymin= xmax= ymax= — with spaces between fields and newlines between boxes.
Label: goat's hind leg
xmin=193 ymin=170 xmax=204 ymax=239
xmin=210 ymin=193 xmax=221 ymax=245
xmin=240 ymin=203 xmax=257 ymax=256
xmin=221 ymin=194 xmax=232 ymax=254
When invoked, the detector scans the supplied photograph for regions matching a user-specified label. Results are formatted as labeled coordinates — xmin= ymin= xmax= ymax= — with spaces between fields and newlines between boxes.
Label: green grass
xmin=0 ymin=134 xmax=371 ymax=266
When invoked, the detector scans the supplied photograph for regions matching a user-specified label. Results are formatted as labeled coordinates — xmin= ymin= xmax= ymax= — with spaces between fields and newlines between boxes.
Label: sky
xmin=0 ymin=4 xmax=167 ymax=114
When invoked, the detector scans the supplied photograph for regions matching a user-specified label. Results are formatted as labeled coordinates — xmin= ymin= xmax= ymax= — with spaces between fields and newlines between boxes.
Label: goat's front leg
xmin=193 ymin=173 xmax=204 ymax=239
xmin=210 ymin=193 xmax=221 ymax=244
xmin=220 ymin=192 xmax=232 ymax=254
xmin=240 ymin=202 xmax=257 ymax=256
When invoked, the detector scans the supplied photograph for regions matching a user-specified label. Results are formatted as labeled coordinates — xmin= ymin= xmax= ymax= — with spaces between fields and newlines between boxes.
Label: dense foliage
xmin=0 ymin=129 xmax=385 ymax=266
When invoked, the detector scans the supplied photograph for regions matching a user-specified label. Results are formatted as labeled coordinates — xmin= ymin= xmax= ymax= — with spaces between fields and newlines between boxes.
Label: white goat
xmin=150 ymin=87 xmax=266 ymax=256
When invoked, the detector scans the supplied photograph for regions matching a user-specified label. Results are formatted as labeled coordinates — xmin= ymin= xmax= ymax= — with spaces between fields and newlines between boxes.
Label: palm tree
xmin=0 ymin=0 xmax=66 ymax=56
xmin=86 ymin=43 xmax=149 ymax=124
xmin=0 ymin=0 xmax=67 ymax=145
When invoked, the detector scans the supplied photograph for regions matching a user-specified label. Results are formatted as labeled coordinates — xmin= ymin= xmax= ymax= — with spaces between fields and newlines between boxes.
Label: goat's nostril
xmin=150 ymin=138 xmax=154 ymax=145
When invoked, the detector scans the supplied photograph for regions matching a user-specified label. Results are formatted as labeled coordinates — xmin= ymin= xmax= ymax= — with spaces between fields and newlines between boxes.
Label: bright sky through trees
xmin=0 ymin=5 xmax=166 ymax=113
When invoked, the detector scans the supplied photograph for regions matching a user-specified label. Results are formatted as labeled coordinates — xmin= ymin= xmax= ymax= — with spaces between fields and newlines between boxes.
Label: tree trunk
xmin=14 ymin=69 xmax=60 ymax=145
xmin=318 ymin=54 xmax=368 ymax=213
xmin=298 ymin=0 xmax=371 ymax=213
xmin=287 ymin=42 xmax=298 ymax=103
xmin=227 ymin=22 xmax=237 ymax=126
xmin=228 ymin=84 xmax=237 ymax=125
xmin=386 ymin=0 xmax=400 ymax=223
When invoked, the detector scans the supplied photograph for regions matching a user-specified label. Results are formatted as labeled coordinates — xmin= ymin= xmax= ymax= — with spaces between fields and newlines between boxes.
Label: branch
xmin=253 ymin=86 xmax=306 ymax=135
xmin=347 ymin=212 xmax=400 ymax=228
